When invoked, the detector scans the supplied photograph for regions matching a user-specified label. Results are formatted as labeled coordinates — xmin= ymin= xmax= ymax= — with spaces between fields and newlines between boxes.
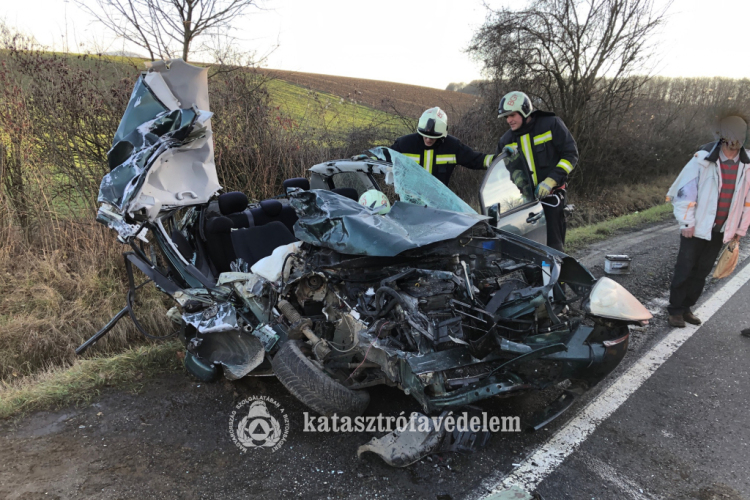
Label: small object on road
xmin=604 ymin=254 xmax=632 ymax=275
xmin=357 ymin=412 xmax=445 ymax=467
xmin=741 ymin=328 xmax=750 ymax=338
xmin=357 ymin=410 xmax=491 ymax=467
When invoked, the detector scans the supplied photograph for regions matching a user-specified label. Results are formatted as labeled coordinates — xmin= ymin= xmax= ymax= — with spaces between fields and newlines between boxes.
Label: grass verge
xmin=566 ymin=203 xmax=673 ymax=252
xmin=0 ymin=340 xmax=183 ymax=420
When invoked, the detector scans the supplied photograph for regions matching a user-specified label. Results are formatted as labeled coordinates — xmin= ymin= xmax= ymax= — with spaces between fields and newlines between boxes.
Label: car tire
xmin=272 ymin=340 xmax=370 ymax=417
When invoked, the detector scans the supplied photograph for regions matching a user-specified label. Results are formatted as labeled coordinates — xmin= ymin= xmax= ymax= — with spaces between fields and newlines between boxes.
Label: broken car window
xmin=368 ymin=147 xmax=478 ymax=215
xmin=480 ymin=152 xmax=535 ymax=215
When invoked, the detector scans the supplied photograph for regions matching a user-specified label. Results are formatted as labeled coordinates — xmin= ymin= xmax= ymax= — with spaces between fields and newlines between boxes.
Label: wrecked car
xmin=87 ymin=59 xmax=652 ymax=426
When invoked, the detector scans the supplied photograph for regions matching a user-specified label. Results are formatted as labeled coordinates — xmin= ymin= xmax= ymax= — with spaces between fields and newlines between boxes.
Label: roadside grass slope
xmin=566 ymin=204 xmax=673 ymax=251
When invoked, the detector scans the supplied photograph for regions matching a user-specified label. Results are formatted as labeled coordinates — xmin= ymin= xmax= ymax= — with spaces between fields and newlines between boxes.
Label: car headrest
xmin=205 ymin=216 xmax=233 ymax=234
xmin=218 ymin=192 xmax=248 ymax=215
xmin=260 ymin=199 xmax=283 ymax=217
xmin=332 ymin=187 xmax=359 ymax=201
xmin=283 ymin=177 xmax=310 ymax=191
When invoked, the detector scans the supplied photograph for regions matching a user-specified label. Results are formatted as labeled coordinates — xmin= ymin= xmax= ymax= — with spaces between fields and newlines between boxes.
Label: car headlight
xmin=583 ymin=277 xmax=652 ymax=322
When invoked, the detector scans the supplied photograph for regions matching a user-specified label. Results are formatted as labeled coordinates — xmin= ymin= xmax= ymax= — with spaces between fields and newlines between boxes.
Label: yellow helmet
xmin=417 ymin=107 xmax=448 ymax=139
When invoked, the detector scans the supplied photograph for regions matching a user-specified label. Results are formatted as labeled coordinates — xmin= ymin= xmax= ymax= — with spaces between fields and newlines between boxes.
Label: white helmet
xmin=358 ymin=189 xmax=391 ymax=214
xmin=498 ymin=91 xmax=533 ymax=119
xmin=417 ymin=107 xmax=448 ymax=139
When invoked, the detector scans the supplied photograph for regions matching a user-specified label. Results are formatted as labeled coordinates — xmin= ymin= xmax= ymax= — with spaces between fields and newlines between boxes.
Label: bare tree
xmin=77 ymin=0 xmax=258 ymax=61
xmin=469 ymin=0 xmax=670 ymax=149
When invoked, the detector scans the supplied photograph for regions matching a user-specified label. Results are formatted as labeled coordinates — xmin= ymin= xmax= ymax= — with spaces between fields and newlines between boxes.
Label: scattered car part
xmin=604 ymin=254 xmax=632 ymax=275
xmin=357 ymin=412 xmax=446 ymax=467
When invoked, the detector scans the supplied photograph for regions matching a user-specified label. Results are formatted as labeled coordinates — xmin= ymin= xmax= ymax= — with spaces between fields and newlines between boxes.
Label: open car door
xmin=479 ymin=151 xmax=547 ymax=244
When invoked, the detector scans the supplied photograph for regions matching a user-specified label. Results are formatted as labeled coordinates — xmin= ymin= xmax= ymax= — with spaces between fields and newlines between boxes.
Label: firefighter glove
xmin=503 ymin=145 xmax=518 ymax=156
xmin=536 ymin=177 xmax=557 ymax=198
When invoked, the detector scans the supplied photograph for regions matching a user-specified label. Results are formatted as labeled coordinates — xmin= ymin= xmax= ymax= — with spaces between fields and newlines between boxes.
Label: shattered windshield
xmin=369 ymin=147 xmax=478 ymax=215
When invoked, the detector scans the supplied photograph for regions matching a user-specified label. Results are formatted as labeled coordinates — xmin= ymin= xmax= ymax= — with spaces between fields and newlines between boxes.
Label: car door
xmin=479 ymin=152 xmax=547 ymax=244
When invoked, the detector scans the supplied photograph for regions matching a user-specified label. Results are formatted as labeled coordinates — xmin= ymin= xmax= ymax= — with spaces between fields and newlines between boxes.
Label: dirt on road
xmin=4 ymin=219 xmax=739 ymax=500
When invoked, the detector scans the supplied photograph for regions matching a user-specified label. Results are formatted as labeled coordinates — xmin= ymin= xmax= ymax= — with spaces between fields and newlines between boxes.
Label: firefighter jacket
xmin=390 ymin=133 xmax=495 ymax=186
xmin=495 ymin=110 xmax=578 ymax=186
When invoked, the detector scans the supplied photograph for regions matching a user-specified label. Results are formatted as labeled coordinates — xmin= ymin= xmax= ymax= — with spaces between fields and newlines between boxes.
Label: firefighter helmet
xmin=498 ymin=91 xmax=533 ymax=119
xmin=417 ymin=107 xmax=448 ymax=139
xmin=358 ymin=189 xmax=391 ymax=214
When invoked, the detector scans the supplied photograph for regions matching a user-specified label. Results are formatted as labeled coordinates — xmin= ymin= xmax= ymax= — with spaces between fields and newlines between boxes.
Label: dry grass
xmin=566 ymin=203 xmax=673 ymax=251
xmin=0 ymin=214 xmax=172 ymax=381
xmin=0 ymin=340 xmax=182 ymax=419
xmin=567 ymin=175 xmax=674 ymax=227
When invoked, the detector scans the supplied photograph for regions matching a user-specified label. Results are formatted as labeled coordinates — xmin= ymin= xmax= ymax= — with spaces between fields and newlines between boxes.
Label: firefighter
xmin=390 ymin=107 xmax=495 ymax=186
xmin=496 ymin=91 xmax=579 ymax=252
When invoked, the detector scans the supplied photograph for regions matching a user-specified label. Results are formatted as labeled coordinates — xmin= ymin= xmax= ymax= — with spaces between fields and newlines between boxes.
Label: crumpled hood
xmin=290 ymin=189 xmax=489 ymax=257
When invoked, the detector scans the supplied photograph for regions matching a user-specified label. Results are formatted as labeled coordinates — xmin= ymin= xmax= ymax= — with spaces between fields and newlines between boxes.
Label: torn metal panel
xmin=96 ymin=204 xmax=149 ymax=242
xmin=98 ymin=59 xmax=220 ymax=225
xmin=192 ymin=329 xmax=264 ymax=380
xmin=290 ymin=189 xmax=488 ymax=257
xmin=182 ymin=301 xmax=238 ymax=333
xmin=357 ymin=412 xmax=446 ymax=467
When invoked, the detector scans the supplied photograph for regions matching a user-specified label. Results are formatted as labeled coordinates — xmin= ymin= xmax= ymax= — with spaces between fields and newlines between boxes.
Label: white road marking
xmin=472 ymin=259 xmax=750 ymax=499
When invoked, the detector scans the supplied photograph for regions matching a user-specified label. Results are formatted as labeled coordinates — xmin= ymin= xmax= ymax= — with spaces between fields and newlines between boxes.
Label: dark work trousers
xmin=542 ymin=192 xmax=567 ymax=252
xmin=668 ymin=229 xmax=724 ymax=315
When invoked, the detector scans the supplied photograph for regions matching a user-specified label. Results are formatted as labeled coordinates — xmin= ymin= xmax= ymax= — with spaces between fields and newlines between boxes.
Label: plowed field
xmin=262 ymin=69 xmax=480 ymax=118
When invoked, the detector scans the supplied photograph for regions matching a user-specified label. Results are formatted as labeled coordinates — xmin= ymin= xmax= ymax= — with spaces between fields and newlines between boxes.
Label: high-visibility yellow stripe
xmin=424 ymin=149 xmax=434 ymax=174
xmin=557 ymin=158 xmax=573 ymax=173
xmin=403 ymin=153 xmax=421 ymax=165
xmin=507 ymin=142 xmax=518 ymax=150
xmin=484 ymin=154 xmax=494 ymax=168
xmin=435 ymin=154 xmax=456 ymax=164
xmin=533 ymin=131 xmax=552 ymax=145
xmin=520 ymin=134 xmax=537 ymax=185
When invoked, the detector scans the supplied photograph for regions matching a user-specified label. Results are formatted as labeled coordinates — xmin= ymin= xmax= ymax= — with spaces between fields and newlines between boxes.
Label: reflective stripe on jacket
xmin=666 ymin=144 xmax=750 ymax=243
xmin=390 ymin=133 xmax=494 ymax=186
xmin=495 ymin=111 xmax=578 ymax=186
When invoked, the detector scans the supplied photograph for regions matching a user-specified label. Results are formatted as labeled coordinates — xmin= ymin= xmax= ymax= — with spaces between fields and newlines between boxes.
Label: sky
xmin=2 ymin=0 xmax=749 ymax=90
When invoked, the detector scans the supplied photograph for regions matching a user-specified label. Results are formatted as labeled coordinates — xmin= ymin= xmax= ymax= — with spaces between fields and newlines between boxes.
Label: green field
xmin=265 ymin=78 xmax=405 ymax=137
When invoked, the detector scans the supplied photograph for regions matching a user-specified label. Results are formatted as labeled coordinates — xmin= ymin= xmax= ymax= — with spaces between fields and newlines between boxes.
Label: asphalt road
xmin=534 ymin=264 xmax=750 ymax=500
xmin=2 ymin=220 xmax=749 ymax=500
